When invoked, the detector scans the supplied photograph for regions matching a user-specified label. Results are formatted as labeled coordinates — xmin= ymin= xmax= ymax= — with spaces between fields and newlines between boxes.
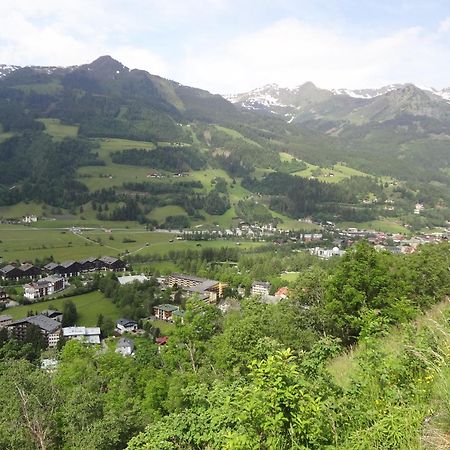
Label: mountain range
xmin=0 ymin=55 xmax=448 ymax=230
xmin=226 ymin=81 xmax=450 ymax=125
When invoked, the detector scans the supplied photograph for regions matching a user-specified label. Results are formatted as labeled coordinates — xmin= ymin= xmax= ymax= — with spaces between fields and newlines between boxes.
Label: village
xmin=0 ymin=216 xmax=448 ymax=365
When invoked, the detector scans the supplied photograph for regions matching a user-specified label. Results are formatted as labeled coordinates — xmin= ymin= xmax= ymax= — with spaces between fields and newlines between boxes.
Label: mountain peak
xmin=298 ymin=81 xmax=317 ymax=90
xmin=83 ymin=55 xmax=129 ymax=79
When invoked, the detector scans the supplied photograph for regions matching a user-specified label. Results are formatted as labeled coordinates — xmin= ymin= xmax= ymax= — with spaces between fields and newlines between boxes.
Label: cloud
xmin=1 ymin=2 xmax=450 ymax=94
xmin=179 ymin=19 xmax=450 ymax=93
xmin=0 ymin=1 xmax=170 ymax=69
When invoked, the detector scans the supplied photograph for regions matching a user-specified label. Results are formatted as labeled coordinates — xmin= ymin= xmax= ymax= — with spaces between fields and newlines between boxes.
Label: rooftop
xmin=1 ymin=264 xmax=17 ymax=273
xmin=79 ymin=257 xmax=98 ymax=264
xmin=154 ymin=303 xmax=179 ymax=312
xmin=60 ymin=260 xmax=77 ymax=268
xmin=44 ymin=262 xmax=60 ymax=270
xmin=100 ymin=256 xmax=119 ymax=264
xmin=63 ymin=326 xmax=101 ymax=337
xmin=117 ymin=337 xmax=134 ymax=348
xmin=116 ymin=318 xmax=138 ymax=327
xmin=170 ymin=273 xmax=209 ymax=283
xmin=11 ymin=314 xmax=61 ymax=333
xmin=117 ymin=275 xmax=148 ymax=285
xmin=187 ymin=279 xmax=220 ymax=293
xmin=252 ymin=281 xmax=271 ymax=288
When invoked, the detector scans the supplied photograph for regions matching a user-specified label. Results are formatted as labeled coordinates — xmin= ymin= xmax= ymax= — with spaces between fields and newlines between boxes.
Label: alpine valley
xmin=0 ymin=55 xmax=448 ymax=231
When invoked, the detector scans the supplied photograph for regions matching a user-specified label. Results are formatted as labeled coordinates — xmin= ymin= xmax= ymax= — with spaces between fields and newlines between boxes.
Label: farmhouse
xmin=23 ymin=275 xmax=66 ymax=301
xmin=8 ymin=314 xmax=61 ymax=348
xmin=62 ymin=326 xmax=101 ymax=344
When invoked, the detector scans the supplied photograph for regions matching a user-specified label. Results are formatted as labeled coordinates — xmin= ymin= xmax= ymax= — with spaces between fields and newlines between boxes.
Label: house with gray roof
xmin=8 ymin=314 xmax=61 ymax=347
xmin=115 ymin=318 xmax=138 ymax=334
xmin=116 ymin=337 xmax=135 ymax=356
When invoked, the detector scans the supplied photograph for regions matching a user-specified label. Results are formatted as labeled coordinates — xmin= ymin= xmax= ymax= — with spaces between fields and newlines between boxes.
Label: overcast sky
xmin=2 ymin=0 xmax=450 ymax=94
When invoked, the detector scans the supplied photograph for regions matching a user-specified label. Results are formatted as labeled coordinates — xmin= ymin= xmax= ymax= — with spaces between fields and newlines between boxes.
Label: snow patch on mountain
xmin=331 ymin=85 xmax=404 ymax=99
xmin=0 ymin=64 xmax=20 ymax=78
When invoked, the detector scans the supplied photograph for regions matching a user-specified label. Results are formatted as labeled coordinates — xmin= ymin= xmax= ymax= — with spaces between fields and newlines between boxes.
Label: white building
xmin=309 ymin=247 xmax=345 ymax=259
xmin=62 ymin=326 xmax=101 ymax=344
xmin=251 ymin=281 xmax=271 ymax=297
xmin=116 ymin=337 xmax=135 ymax=356
xmin=22 ymin=215 xmax=38 ymax=223
xmin=23 ymin=275 xmax=66 ymax=301
xmin=117 ymin=274 xmax=148 ymax=285
xmin=115 ymin=318 xmax=138 ymax=334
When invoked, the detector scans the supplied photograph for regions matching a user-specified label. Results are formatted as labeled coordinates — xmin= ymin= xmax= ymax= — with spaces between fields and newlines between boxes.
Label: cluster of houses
xmin=0 ymin=214 xmax=38 ymax=225
xmin=182 ymin=225 xmax=323 ymax=241
xmin=323 ymin=224 xmax=449 ymax=255
xmin=0 ymin=256 xmax=127 ymax=304
xmin=0 ymin=256 xmax=126 ymax=282
xmin=0 ymin=309 xmax=139 ymax=356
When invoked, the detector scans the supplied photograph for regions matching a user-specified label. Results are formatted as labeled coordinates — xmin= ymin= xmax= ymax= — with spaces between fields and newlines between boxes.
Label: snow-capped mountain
xmin=331 ymin=84 xmax=404 ymax=99
xmin=0 ymin=64 xmax=21 ymax=78
xmin=227 ymin=82 xmax=450 ymax=124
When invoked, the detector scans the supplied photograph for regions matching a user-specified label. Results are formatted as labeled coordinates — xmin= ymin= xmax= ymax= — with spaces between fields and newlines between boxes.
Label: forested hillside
xmin=0 ymin=56 xmax=448 ymax=231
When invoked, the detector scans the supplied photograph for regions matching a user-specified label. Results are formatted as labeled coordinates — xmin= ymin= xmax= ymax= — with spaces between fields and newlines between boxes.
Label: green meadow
xmin=38 ymin=118 xmax=79 ymax=140
xmin=293 ymin=162 xmax=371 ymax=183
xmin=0 ymin=224 xmax=262 ymax=263
xmin=337 ymin=219 xmax=410 ymax=234
xmin=6 ymin=291 xmax=120 ymax=326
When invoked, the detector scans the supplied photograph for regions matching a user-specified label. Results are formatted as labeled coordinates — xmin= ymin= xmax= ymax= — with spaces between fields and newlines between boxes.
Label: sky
xmin=2 ymin=0 xmax=450 ymax=94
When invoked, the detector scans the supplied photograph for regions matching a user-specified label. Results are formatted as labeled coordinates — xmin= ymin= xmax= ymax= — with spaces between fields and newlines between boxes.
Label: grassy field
xmin=0 ymin=132 xmax=15 ymax=143
xmin=279 ymin=152 xmax=295 ymax=162
xmin=293 ymin=162 xmax=371 ymax=183
xmin=38 ymin=118 xmax=79 ymax=140
xmin=0 ymin=202 xmax=45 ymax=218
xmin=148 ymin=206 xmax=187 ymax=222
xmin=148 ymin=319 xmax=175 ymax=335
xmin=5 ymin=291 xmax=120 ymax=326
xmin=95 ymin=137 xmax=155 ymax=167
xmin=77 ymin=137 xmax=156 ymax=191
xmin=273 ymin=212 xmax=321 ymax=231
xmin=337 ymin=219 xmax=410 ymax=234
xmin=214 ymin=125 xmax=262 ymax=148
xmin=280 ymin=272 xmax=301 ymax=283
xmin=0 ymin=225 xmax=263 ymax=262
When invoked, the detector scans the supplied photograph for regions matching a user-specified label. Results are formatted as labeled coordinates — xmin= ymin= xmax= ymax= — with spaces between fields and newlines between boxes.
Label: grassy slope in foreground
xmin=6 ymin=291 xmax=120 ymax=326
